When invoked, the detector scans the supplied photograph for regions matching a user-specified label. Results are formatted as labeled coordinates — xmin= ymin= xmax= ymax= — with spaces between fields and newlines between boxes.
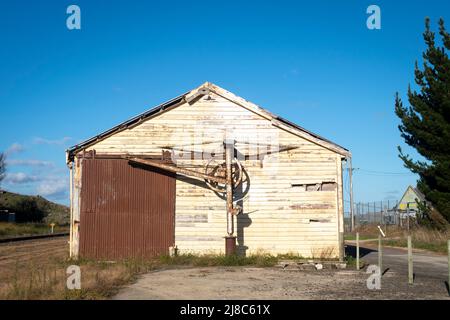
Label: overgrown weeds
xmin=158 ymin=253 xmax=279 ymax=267
xmin=0 ymin=222 xmax=68 ymax=239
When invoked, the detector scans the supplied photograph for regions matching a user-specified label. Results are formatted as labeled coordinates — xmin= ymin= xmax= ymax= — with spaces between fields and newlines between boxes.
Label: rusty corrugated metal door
xmin=79 ymin=159 xmax=175 ymax=259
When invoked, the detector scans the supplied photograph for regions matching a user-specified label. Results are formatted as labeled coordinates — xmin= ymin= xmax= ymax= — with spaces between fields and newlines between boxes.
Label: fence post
xmin=361 ymin=202 xmax=364 ymax=223
xmin=381 ymin=201 xmax=384 ymax=225
xmin=373 ymin=202 xmax=376 ymax=223
xmin=407 ymin=203 xmax=410 ymax=232
xmin=408 ymin=235 xmax=413 ymax=284
xmin=356 ymin=232 xmax=360 ymax=270
xmin=378 ymin=235 xmax=383 ymax=275
xmin=387 ymin=200 xmax=390 ymax=224
xmin=367 ymin=203 xmax=370 ymax=223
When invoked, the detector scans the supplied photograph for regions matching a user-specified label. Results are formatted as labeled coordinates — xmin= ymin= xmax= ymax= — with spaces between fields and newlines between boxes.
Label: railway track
xmin=0 ymin=232 xmax=69 ymax=244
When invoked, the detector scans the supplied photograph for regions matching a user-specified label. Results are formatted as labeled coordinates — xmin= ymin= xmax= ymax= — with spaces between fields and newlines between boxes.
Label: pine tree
xmin=395 ymin=18 xmax=450 ymax=225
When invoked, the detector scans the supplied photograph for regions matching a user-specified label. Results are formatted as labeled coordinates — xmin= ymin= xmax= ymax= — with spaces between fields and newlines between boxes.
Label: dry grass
xmin=310 ymin=246 xmax=336 ymax=260
xmin=348 ymin=224 xmax=450 ymax=254
xmin=0 ymin=257 xmax=160 ymax=300
xmin=158 ymin=252 xmax=281 ymax=267
xmin=0 ymin=222 xmax=68 ymax=239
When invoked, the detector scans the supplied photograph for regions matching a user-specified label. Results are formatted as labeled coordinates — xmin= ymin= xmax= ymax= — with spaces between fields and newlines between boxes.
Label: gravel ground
xmin=114 ymin=265 xmax=449 ymax=300
xmin=115 ymin=243 xmax=450 ymax=300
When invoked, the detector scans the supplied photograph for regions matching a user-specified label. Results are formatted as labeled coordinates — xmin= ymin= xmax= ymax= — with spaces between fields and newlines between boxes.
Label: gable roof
xmin=399 ymin=185 xmax=426 ymax=203
xmin=66 ymin=82 xmax=350 ymax=162
xmin=396 ymin=185 xmax=426 ymax=210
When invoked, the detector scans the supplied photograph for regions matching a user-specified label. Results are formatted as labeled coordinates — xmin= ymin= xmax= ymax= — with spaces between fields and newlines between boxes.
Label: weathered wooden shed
xmin=66 ymin=82 xmax=350 ymax=260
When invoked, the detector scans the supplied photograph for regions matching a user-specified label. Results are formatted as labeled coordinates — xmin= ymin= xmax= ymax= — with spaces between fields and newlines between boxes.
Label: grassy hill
xmin=0 ymin=190 xmax=70 ymax=225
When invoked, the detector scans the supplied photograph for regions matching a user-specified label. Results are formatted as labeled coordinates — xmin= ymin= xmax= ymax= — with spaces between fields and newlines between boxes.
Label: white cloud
xmin=6 ymin=159 xmax=55 ymax=168
xmin=36 ymin=177 xmax=68 ymax=198
xmin=385 ymin=190 xmax=400 ymax=195
xmin=4 ymin=172 xmax=40 ymax=184
xmin=2 ymin=164 xmax=69 ymax=201
xmin=5 ymin=143 xmax=25 ymax=155
xmin=383 ymin=190 xmax=400 ymax=201
xmin=33 ymin=137 xmax=72 ymax=145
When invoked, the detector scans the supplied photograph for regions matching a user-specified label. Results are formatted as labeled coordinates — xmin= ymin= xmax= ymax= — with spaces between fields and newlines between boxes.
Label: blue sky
xmin=0 ymin=0 xmax=449 ymax=206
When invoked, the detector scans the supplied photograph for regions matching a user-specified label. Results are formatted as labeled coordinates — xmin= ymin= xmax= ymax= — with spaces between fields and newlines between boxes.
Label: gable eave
xmin=206 ymin=83 xmax=350 ymax=157
xmin=66 ymin=91 xmax=188 ymax=162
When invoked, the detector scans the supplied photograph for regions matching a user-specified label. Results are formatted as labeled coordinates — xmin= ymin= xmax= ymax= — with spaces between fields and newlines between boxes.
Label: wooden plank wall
xmin=81 ymin=93 xmax=343 ymax=258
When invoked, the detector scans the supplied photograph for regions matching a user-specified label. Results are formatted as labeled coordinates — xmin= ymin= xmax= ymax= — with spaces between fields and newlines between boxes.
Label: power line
xmin=356 ymin=169 xmax=415 ymax=176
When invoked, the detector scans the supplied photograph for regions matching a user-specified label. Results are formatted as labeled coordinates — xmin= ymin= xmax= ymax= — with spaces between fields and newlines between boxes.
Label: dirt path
xmin=114 ymin=243 xmax=449 ymax=300
xmin=346 ymin=241 xmax=448 ymax=281
xmin=114 ymin=264 xmax=449 ymax=300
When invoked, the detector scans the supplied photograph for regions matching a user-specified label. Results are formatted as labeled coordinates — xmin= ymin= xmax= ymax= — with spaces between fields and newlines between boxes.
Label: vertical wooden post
xmin=407 ymin=203 xmax=410 ymax=232
xmin=378 ymin=235 xmax=382 ymax=275
xmin=356 ymin=232 xmax=360 ymax=270
xmin=69 ymin=162 xmax=73 ymax=257
xmin=408 ymin=235 xmax=413 ymax=284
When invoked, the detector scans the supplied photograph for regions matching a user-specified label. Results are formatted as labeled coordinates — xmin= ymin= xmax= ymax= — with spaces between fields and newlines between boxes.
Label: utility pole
xmin=348 ymin=157 xmax=355 ymax=232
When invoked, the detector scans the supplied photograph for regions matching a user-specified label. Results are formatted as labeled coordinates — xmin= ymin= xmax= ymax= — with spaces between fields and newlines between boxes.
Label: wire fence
xmin=344 ymin=200 xmax=419 ymax=232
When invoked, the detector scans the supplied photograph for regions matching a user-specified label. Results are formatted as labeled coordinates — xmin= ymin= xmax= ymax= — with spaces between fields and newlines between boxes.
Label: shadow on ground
xmin=345 ymin=244 xmax=376 ymax=258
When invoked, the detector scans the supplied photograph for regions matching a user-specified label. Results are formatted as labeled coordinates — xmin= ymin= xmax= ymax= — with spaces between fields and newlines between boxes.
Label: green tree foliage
xmin=395 ymin=18 xmax=450 ymax=225
xmin=0 ymin=191 xmax=69 ymax=224
xmin=14 ymin=198 xmax=45 ymax=223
